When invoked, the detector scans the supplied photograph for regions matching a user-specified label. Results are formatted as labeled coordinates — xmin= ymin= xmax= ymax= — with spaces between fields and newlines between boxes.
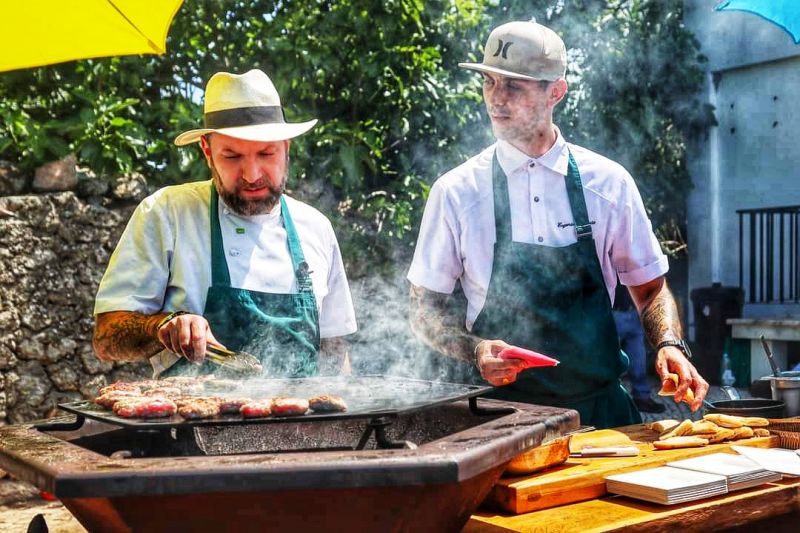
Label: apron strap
xmin=279 ymin=196 xmax=313 ymax=293
xmin=565 ymin=151 xmax=594 ymax=241
xmin=209 ymin=181 xmax=232 ymax=287
xmin=491 ymin=149 xmax=593 ymax=243
xmin=208 ymin=183 xmax=312 ymax=292
xmin=491 ymin=152 xmax=513 ymax=244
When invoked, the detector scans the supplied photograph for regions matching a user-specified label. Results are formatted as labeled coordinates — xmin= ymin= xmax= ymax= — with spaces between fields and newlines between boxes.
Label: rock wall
xmin=0 ymin=157 xmax=151 ymax=424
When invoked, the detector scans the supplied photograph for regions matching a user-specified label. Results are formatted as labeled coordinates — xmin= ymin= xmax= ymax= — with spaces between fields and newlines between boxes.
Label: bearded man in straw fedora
xmin=407 ymin=19 xmax=708 ymax=428
xmin=93 ymin=69 xmax=357 ymax=378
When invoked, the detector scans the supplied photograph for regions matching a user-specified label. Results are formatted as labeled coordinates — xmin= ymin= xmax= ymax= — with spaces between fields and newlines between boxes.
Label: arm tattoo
xmin=93 ymin=311 xmax=166 ymax=362
xmin=640 ymin=288 xmax=684 ymax=349
xmin=409 ymin=284 xmax=481 ymax=364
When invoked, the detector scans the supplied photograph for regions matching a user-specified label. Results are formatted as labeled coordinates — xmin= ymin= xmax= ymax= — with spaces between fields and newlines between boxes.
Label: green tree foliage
xmin=0 ymin=0 xmax=712 ymax=272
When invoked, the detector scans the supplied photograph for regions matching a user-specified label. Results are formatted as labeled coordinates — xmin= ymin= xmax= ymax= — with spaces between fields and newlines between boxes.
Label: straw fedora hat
xmin=174 ymin=69 xmax=317 ymax=146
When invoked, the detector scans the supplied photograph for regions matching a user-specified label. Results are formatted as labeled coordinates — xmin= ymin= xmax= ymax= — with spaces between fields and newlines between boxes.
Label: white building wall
xmin=684 ymin=0 xmax=800 ymax=329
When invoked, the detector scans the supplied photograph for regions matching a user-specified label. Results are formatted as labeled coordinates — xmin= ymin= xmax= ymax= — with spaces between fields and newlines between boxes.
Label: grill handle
xmin=34 ymin=414 xmax=86 ymax=432
xmin=469 ymin=396 xmax=516 ymax=416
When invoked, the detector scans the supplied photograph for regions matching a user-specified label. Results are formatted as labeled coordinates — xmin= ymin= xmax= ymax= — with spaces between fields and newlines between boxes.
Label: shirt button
xmin=529 ymin=161 xmax=535 ymax=168
xmin=537 ymin=236 xmax=544 ymax=243
xmin=229 ymin=248 xmax=240 ymax=257
xmin=533 ymin=196 xmax=540 ymax=202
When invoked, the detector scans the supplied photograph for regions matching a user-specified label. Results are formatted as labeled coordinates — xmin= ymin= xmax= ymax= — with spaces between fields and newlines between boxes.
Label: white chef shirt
xmin=95 ymin=179 xmax=357 ymax=339
xmin=407 ymin=130 xmax=668 ymax=330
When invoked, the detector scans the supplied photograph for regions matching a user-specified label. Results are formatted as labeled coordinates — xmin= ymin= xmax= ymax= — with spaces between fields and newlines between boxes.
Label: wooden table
xmin=466 ymin=424 xmax=800 ymax=532
xmin=466 ymin=478 xmax=800 ymax=532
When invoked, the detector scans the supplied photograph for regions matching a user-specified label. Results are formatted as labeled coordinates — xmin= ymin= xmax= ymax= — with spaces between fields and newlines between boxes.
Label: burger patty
xmin=98 ymin=382 xmax=141 ymax=396
xmin=217 ymin=397 xmax=251 ymax=415
xmin=134 ymin=379 xmax=165 ymax=392
xmin=176 ymin=398 xmax=221 ymax=420
xmin=308 ymin=395 xmax=347 ymax=413
xmin=240 ymin=400 xmax=272 ymax=418
xmin=142 ymin=386 xmax=183 ymax=398
xmin=112 ymin=397 xmax=177 ymax=418
xmin=271 ymin=397 xmax=309 ymax=417
xmin=94 ymin=390 xmax=143 ymax=409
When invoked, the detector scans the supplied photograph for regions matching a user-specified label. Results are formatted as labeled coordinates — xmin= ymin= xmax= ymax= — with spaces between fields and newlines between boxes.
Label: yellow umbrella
xmin=0 ymin=0 xmax=184 ymax=72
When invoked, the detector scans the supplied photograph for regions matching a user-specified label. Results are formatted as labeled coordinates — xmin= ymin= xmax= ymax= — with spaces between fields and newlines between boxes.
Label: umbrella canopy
xmin=715 ymin=1 xmax=800 ymax=44
xmin=0 ymin=0 xmax=184 ymax=72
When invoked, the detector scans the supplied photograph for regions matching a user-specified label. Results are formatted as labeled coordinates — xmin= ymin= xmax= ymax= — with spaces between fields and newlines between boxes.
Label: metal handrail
xmin=737 ymin=205 xmax=800 ymax=304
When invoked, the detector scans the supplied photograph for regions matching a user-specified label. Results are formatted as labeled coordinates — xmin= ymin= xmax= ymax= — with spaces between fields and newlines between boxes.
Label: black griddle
xmin=58 ymin=375 xmax=495 ymax=430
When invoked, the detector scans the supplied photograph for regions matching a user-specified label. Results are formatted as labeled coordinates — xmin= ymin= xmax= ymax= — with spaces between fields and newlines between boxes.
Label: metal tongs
xmin=205 ymin=343 xmax=263 ymax=376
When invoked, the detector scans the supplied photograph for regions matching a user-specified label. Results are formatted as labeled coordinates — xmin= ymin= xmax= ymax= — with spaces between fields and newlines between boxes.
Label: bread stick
xmin=647 ymin=419 xmax=679 ymax=433
xmin=707 ymin=427 xmax=736 ymax=443
xmin=689 ymin=420 xmax=720 ymax=435
xmin=657 ymin=373 xmax=695 ymax=405
xmin=653 ymin=436 xmax=709 ymax=450
xmin=730 ymin=426 xmax=755 ymax=440
xmin=703 ymin=413 xmax=744 ymax=428
xmin=659 ymin=419 xmax=694 ymax=440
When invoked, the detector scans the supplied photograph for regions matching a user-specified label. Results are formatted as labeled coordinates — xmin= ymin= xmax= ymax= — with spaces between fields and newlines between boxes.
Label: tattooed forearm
xmin=318 ymin=337 xmax=349 ymax=376
xmin=409 ymin=284 xmax=482 ymax=364
xmin=93 ymin=311 xmax=167 ymax=362
xmin=640 ymin=287 xmax=683 ymax=349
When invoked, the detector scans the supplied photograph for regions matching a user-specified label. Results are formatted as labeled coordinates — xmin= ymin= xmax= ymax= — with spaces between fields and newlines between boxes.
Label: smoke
xmin=346 ymin=268 xmax=477 ymax=385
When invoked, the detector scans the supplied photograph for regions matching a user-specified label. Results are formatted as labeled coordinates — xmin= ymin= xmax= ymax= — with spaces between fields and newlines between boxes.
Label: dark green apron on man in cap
xmin=474 ymin=151 xmax=641 ymax=429
xmin=164 ymin=183 xmax=320 ymax=378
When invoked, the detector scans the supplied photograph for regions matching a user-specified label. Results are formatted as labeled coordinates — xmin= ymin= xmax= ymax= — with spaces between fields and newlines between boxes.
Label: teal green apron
xmin=474 ymin=151 xmax=641 ymax=429
xmin=164 ymin=183 xmax=320 ymax=378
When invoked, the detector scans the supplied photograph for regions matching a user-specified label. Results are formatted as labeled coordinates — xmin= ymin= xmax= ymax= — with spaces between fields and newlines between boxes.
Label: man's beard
xmin=487 ymin=105 xmax=544 ymax=145
xmin=210 ymin=163 xmax=287 ymax=216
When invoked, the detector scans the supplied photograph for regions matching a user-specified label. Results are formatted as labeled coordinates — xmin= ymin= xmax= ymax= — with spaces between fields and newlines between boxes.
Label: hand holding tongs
xmin=205 ymin=342 xmax=263 ymax=376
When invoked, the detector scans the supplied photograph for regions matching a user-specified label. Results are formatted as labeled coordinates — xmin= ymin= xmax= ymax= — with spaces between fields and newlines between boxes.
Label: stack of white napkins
xmin=605 ymin=466 xmax=728 ymax=505
xmin=732 ymin=446 xmax=800 ymax=477
xmin=667 ymin=453 xmax=782 ymax=491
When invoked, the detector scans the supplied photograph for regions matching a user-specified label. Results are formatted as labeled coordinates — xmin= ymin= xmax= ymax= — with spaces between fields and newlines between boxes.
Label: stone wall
xmin=0 ymin=156 xmax=152 ymax=424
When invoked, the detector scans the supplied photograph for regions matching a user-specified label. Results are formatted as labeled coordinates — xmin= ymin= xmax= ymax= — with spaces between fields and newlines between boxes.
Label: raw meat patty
xmin=271 ymin=397 xmax=309 ymax=417
xmin=240 ymin=400 xmax=272 ymax=418
xmin=112 ymin=397 xmax=177 ymax=418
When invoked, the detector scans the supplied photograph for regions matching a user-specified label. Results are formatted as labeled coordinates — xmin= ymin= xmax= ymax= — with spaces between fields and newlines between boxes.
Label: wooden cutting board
xmin=485 ymin=424 xmax=779 ymax=514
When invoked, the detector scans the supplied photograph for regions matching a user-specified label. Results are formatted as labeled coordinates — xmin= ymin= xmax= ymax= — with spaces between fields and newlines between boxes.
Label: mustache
xmin=487 ymin=107 xmax=511 ymax=118
xmin=239 ymin=182 xmax=271 ymax=191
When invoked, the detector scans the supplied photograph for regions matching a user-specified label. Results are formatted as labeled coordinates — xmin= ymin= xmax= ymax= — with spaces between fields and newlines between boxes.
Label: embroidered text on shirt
xmin=557 ymin=221 xmax=596 ymax=229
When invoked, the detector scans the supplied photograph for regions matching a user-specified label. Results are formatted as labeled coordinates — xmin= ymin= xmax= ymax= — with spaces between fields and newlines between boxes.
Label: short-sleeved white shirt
xmin=407 ymin=130 xmax=668 ymax=330
xmin=95 ymin=179 xmax=357 ymax=339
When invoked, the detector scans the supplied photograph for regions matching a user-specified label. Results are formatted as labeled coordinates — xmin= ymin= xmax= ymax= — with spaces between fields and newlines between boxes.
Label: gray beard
xmin=210 ymin=165 xmax=286 ymax=216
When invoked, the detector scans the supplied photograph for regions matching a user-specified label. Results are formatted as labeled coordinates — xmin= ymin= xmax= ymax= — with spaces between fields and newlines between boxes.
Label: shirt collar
xmin=495 ymin=125 xmax=570 ymax=177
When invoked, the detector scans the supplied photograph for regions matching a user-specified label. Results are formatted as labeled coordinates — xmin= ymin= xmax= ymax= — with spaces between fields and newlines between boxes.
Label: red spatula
xmin=498 ymin=346 xmax=559 ymax=368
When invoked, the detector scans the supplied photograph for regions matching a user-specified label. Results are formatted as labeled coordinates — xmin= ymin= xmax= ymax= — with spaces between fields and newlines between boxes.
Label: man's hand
xmin=628 ymin=277 xmax=709 ymax=412
xmin=155 ymin=313 xmax=220 ymax=364
xmin=655 ymin=346 xmax=709 ymax=412
xmin=476 ymin=339 xmax=527 ymax=386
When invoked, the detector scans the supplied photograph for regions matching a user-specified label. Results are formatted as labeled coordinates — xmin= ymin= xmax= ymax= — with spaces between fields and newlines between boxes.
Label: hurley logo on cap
xmin=493 ymin=40 xmax=513 ymax=59
xmin=458 ymin=19 xmax=567 ymax=82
